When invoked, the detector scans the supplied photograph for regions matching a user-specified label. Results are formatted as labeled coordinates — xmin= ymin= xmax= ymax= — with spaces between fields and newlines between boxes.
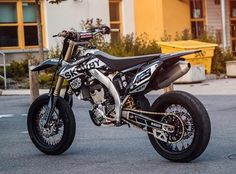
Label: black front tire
xmin=148 ymin=91 xmax=211 ymax=162
xmin=27 ymin=94 xmax=76 ymax=155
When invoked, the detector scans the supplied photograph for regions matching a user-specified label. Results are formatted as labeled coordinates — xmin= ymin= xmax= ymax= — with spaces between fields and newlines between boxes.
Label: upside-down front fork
xmin=64 ymin=85 xmax=73 ymax=106
xmin=42 ymin=76 xmax=64 ymax=127
xmin=43 ymin=40 xmax=76 ymax=127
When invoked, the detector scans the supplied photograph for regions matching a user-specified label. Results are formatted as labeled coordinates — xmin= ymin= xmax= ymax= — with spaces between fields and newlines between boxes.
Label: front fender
xmin=31 ymin=59 xmax=60 ymax=71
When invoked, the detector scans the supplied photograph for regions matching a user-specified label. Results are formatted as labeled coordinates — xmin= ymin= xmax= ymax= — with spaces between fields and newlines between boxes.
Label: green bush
xmin=48 ymin=44 xmax=61 ymax=58
xmin=38 ymin=72 xmax=69 ymax=88
xmin=161 ymin=30 xmax=172 ymax=41
xmin=193 ymin=30 xmax=234 ymax=75
xmin=7 ymin=59 xmax=29 ymax=81
xmin=211 ymin=47 xmax=234 ymax=75
xmin=45 ymin=45 xmax=61 ymax=74
xmin=197 ymin=31 xmax=217 ymax=44
xmin=175 ymin=29 xmax=192 ymax=41
xmin=38 ymin=72 xmax=53 ymax=88
xmin=100 ymin=34 xmax=161 ymax=56
xmin=174 ymin=28 xmax=217 ymax=43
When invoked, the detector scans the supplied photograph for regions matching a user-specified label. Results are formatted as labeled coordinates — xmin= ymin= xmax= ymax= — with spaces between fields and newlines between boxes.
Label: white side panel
xmin=205 ymin=0 xmax=222 ymax=30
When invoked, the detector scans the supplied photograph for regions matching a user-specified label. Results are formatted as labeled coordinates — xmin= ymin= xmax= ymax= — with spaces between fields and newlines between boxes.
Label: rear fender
xmin=160 ymin=50 xmax=202 ymax=66
xmin=160 ymin=50 xmax=201 ymax=59
xmin=160 ymin=50 xmax=201 ymax=66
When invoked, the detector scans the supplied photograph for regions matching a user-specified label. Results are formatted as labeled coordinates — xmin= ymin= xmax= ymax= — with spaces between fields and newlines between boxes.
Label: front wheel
xmin=27 ymin=94 xmax=76 ymax=155
xmin=148 ymin=91 xmax=211 ymax=162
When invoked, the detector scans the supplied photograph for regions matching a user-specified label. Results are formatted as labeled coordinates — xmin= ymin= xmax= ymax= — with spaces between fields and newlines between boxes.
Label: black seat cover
xmin=94 ymin=51 xmax=161 ymax=70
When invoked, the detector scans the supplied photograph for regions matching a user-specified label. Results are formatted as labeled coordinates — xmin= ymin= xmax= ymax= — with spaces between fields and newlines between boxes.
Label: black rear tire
xmin=148 ymin=91 xmax=211 ymax=162
xmin=27 ymin=94 xmax=76 ymax=155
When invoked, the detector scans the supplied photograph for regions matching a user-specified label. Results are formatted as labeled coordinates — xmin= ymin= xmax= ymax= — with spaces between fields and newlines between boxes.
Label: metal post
xmin=221 ymin=0 xmax=227 ymax=49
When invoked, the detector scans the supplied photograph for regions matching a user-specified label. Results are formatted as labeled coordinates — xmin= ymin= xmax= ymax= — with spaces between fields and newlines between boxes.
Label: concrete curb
xmin=0 ymin=89 xmax=49 ymax=96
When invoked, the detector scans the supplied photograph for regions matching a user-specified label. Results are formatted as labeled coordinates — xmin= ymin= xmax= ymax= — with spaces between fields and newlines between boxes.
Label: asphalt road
xmin=0 ymin=94 xmax=236 ymax=174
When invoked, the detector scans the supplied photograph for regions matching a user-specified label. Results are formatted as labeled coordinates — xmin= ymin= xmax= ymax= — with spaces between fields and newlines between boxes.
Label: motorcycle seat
xmin=94 ymin=51 xmax=161 ymax=71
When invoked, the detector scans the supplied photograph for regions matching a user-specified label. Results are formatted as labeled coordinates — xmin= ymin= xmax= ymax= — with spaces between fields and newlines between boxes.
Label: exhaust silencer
xmin=153 ymin=61 xmax=191 ymax=89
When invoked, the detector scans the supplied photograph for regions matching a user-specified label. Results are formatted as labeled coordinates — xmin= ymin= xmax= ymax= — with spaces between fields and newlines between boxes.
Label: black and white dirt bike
xmin=27 ymin=26 xmax=211 ymax=162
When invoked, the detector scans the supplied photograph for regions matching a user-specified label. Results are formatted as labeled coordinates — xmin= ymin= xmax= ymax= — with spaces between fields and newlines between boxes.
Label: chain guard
xmin=122 ymin=108 xmax=177 ymax=143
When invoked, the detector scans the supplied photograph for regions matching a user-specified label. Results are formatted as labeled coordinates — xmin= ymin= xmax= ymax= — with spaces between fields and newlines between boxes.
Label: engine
xmin=88 ymin=82 xmax=115 ymax=126
xmin=88 ymin=72 xmax=132 ymax=126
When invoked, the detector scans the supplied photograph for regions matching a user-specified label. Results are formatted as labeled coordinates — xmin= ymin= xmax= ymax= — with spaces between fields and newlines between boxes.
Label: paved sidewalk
xmin=0 ymin=78 xmax=236 ymax=96
xmin=0 ymin=89 xmax=49 ymax=96
xmin=150 ymin=78 xmax=236 ymax=95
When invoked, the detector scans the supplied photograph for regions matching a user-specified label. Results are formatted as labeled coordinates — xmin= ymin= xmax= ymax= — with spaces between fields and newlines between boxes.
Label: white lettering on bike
xmin=61 ymin=58 xmax=105 ymax=80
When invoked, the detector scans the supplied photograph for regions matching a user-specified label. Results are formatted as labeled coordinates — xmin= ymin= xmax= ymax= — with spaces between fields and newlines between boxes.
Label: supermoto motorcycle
xmin=27 ymin=25 xmax=211 ymax=162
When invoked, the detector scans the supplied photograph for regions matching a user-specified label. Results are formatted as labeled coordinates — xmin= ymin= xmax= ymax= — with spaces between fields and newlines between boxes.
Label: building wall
xmin=134 ymin=0 xmax=191 ymax=41
xmin=162 ymin=0 xmax=191 ymax=39
xmin=44 ymin=0 xmax=110 ymax=49
xmin=0 ymin=0 xmax=135 ymax=63
xmin=205 ymin=0 xmax=224 ymax=45
xmin=205 ymin=0 xmax=222 ymax=30
xmin=134 ymin=0 xmax=164 ymax=40
xmin=45 ymin=0 xmax=135 ymax=49
xmin=206 ymin=0 xmax=230 ymax=47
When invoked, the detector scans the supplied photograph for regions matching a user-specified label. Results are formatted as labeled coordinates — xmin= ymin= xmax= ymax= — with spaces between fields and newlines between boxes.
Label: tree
xmin=30 ymin=0 xmax=67 ymax=101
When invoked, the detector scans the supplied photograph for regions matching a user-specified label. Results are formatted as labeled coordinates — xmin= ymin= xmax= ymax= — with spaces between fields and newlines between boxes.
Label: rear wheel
xmin=148 ymin=91 xmax=211 ymax=162
xmin=27 ymin=94 xmax=76 ymax=155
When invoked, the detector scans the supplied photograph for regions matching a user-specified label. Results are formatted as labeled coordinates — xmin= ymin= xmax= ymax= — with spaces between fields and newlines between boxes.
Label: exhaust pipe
xmin=153 ymin=61 xmax=191 ymax=89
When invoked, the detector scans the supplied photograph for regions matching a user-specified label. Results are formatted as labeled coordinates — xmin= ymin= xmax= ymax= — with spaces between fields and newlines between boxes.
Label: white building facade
xmin=0 ymin=0 xmax=135 ymax=63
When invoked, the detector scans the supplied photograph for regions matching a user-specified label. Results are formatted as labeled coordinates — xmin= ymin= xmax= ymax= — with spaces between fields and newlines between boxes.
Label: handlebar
xmin=53 ymin=26 xmax=110 ymax=42
xmin=53 ymin=30 xmax=68 ymax=38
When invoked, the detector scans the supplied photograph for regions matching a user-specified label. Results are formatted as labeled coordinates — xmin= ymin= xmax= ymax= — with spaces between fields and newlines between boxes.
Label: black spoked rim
xmin=33 ymin=105 xmax=65 ymax=148
xmin=156 ymin=104 xmax=195 ymax=153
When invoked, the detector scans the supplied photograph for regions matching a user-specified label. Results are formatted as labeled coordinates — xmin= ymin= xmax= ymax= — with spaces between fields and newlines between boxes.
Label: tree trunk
xmin=29 ymin=0 xmax=44 ymax=101
xmin=29 ymin=59 xmax=39 ymax=102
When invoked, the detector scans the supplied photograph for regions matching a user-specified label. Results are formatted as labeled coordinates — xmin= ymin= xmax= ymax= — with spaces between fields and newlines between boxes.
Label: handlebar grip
xmin=101 ymin=26 xmax=111 ymax=35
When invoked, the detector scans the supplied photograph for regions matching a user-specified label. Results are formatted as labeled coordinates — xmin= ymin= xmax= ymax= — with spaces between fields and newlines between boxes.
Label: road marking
xmin=0 ymin=114 xmax=14 ymax=118
xmin=0 ymin=114 xmax=27 ymax=118
xmin=20 ymin=131 xmax=28 ymax=134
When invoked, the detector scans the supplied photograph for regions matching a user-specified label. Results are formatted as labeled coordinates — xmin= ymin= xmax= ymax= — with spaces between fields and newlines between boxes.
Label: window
xmin=190 ymin=0 xmax=205 ymax=38
xmin=0 ymin=2 xmax=18 ymax=47
xmin=0 ymin=0 xmax=44 ymax=49
xmin=109 ymin=0 xmax=122 ymax=43
xmin=22 ymin=2 xmax=38 ymax=46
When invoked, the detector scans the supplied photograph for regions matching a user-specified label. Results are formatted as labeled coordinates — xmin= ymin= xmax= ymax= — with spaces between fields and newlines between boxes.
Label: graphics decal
xmin=130 ymin=61 xmax=159 ymax=93
xmin=60 ymin=58 xmax=106 ymax=80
